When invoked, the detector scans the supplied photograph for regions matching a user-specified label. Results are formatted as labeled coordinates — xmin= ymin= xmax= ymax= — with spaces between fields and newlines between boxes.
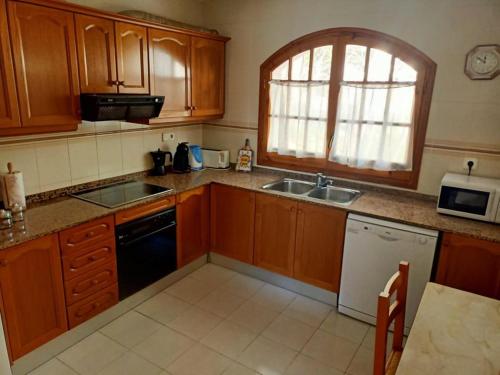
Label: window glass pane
xmin=312 ymin=45 xmax=333 ymax=80
xmin=367 ymin=48 xmax=392 ymax=81
xmin=387 ymin=86 xmax=415 ymax=123
xmin=362 ymin=88 xmax=388 ymax=122
xmin=304 ymin=120 xmax=327 ymax=154
xmin=343 ymin=45 xmax=367 ymax=81
xmin=272 ymin=60 xmax=289 ymax=80
xmin=393 ymin=58 xmax=417 ymax=82
xmin=291 ymin=50 xmax=310 ymax=80
xmin=309 ymin=84 xmax=329 ymax=118
xmin=288 ymin=85 xmax=308 ymax=117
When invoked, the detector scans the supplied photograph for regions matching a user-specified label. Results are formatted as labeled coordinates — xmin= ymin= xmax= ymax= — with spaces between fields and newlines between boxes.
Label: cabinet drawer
xmin=64 ymin=260 xmax=117 ymax=306
xmin=59 ymin=216 xmax=114 ymax=254
xmin=62 ymin=237 xmax=116 ymax=280
xmin=115 ymin=196 xmax=176 ymax=225
xmin=67 ymin=283 xmax=118 ymax=328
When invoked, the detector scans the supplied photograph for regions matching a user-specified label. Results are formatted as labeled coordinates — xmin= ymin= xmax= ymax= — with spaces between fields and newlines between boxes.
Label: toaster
xmin=201 ymin=148 xmax=230 ymax=169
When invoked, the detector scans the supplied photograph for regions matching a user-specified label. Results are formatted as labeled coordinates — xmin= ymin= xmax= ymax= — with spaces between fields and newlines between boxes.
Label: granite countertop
xmin=1 ymin=168 xmax=499 ymax=250
xmin=396 ymin=283 xmax=500 ymax=375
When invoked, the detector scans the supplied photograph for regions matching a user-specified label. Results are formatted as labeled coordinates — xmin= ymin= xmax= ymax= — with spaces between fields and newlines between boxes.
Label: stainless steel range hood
xmin=80 ymin=94 xmax=164 ymax=121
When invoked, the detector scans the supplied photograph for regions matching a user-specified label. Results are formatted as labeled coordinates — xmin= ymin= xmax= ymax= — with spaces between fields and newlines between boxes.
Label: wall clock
xmin=464 ymin=44 xmax=500 ymax=80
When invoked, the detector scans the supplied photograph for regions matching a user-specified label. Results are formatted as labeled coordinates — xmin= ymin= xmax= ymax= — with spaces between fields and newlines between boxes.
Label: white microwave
xmin=437 ymin=173 xmax=500 ymax=223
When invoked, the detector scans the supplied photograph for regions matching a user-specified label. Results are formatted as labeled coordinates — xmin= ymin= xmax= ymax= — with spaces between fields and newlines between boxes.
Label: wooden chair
xmin=373 ymin=261 xmax=409 ymax=375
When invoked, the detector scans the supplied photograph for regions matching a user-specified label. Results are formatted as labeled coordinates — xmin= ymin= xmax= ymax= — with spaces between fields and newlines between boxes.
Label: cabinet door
xmin=177 ymin=186 xmax=210 ymax=267
xmin=254 ymin=193 xmax=297 ymax=276
xmin=0 ymin=0 xmax=19 ymax=129
xmin=294 ymin=202 xmax=346 ymax=292
xmin=8 ymin=2 xmax=79 ymax=129
xmin=191 ymin=37 xmax=224 ymax=117
xmin=210 ymin=184 xmax=255 ymax=264
xmin=436 ymin=233 xmax=500 ymax=299
xmin=75 ymin=14 xmax=117 ymax=94
xmin=115 ymin=22 xmax=148 ymax=94
xmin=149 ymin=29 xmax=191 ymax=118
xmin=0 ymin=234 xmax=67 ymax=360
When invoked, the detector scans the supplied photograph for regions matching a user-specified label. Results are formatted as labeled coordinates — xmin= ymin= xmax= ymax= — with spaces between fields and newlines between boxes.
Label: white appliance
xmin=0 ymin=315 xmax=11 ymax=375
xmin=201 ymin=148 xmax=230 ymax=169
xmin=437 ymin=173 xmax=500 ymax=223
xmin=339 ymin=214 xmax=438 ymax=333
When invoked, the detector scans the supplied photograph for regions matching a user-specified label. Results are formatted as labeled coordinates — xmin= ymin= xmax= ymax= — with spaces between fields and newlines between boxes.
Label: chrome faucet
xmin=315 ymin=173 xmax=334 ymax=188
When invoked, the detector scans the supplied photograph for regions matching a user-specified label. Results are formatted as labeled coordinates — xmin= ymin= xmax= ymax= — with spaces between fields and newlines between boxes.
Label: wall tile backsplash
xmin=0 ymin=122 xmax=203 ymax=195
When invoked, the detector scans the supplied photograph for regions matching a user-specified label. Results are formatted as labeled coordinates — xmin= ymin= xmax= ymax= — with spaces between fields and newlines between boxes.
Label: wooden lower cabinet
xmin=293 ymin=202 xmax=347 ymax=292
xmin=436 ymin=233 xmax=500 ymax=299
xmin=177 ymin=186 xmax=210 ymax=267
xmin=67 ymin=284 xmax=118 ymax=328
xmin=210 ymin=184 xmax=255 ymax=264
xmin=254 ymin=193 xmax=297 ymax=276
xmin=0 ymin=234 xmax=67 ymax=360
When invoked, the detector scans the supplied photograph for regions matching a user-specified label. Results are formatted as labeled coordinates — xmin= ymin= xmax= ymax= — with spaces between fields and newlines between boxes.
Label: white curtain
xmin=329 ymin=82 xmax=416 ymax=171
xmin=267 ymin=80 xmax=329 ymax=158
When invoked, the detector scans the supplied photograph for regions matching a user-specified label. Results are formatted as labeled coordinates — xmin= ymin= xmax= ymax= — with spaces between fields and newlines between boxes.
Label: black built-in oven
xmin=115 ymin=208 xmax=177 ymax=300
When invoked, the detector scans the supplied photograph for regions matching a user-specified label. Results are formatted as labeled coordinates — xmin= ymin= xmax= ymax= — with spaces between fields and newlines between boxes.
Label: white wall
xmin=202 ymin=0 xmax=500 ymax=195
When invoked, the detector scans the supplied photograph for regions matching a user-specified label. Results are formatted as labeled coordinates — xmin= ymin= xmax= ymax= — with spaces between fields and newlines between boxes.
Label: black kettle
xmin=172 ymin=142 xmax=190 ymax=173
xmin=150 ymin=148 xmax=172 ymax=176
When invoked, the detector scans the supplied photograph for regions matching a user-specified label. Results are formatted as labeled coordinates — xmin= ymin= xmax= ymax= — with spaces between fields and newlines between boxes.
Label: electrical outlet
xmin=162 ymin=132 xmax=175 ymax=142
xmin=463 ymin=157 xmax=478 ymax=170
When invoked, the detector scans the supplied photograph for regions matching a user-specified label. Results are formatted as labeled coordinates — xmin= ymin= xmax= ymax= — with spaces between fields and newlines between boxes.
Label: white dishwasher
xmin=339 ymin=214 xmax=438 ymax=333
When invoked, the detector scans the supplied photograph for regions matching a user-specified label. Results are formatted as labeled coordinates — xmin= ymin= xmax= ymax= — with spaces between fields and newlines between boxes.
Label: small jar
xmin=0 ymin=209 xmax=13 ymax=230
xmin=10 ymin=203 xmax=24 ymax=222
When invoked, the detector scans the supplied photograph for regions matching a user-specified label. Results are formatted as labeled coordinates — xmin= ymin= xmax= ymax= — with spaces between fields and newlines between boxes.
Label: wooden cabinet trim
xmin=115 ymin=195 xmax=175 ymax=225
xmin=59 ymin=216 xmax=115 ymax=254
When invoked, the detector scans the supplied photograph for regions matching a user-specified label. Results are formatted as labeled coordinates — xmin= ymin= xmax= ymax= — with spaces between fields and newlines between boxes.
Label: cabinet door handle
xmin=118 ymin=81 xmax=125 ymax=86
xmin=290 ymin=206 xmax=296 ymax=212
xmin=191 ymin=106 xmax=197 ymax=110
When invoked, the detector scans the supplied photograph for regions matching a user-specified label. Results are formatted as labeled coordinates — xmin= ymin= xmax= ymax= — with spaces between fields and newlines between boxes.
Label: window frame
xmin=257 ymin=28 xmax=436 ymax=189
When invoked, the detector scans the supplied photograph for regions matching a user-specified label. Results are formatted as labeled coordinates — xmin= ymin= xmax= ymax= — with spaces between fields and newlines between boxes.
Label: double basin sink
xmin=261 ymin=178 xmax=361 ymax=206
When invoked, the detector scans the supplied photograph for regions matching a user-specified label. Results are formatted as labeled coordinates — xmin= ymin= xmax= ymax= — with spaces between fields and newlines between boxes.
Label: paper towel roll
xmin=0 ymin=169 xmax=26 ymax=209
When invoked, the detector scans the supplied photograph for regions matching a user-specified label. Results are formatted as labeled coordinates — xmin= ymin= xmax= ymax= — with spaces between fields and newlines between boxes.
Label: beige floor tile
xmin=320 ymin=311 xmax=370 ymax=344
xmin=302 ymin=330 xmax=358 ymax=372
xmin=167 ymin=305 xmax=222 ymax=340
xmin=283 ymin=295 xmax=331 ymax=327
xmin=197 ymin=289 xmax=246 ymax=318
xmin=58 ymin=332 xmax=127 ymax=375
xmin=28 ymin=358 xmax=78 ymax=375
xmin=136 ymin=293 xmax=191 ymax=325
xmin=222 ymin=363 xmax=260 ymax=375
xmin=96 ymin=351 xmax=162 ymax=375
xmin=238 ymin=336 xmax=297 ymax=375
xmin=285 ymin=354 xmax=343 ymax=375
xmin=361 ymin=326 xmax=403 ymax=354
xmin=189 ymin=264 xmax=237 ymax=288
xmin=132 ymin=326 xmax=194 ymax=369
xmin=250 ymin=284 xmax=296 ymax=312
xmin=100 ymin=310 xmax=163 ymax=348
xmin=222 ymin=274 xmax=265 ymax=299
xmin=167 ymin=344 xmax=233 ymax=375
xmin=346 ymin=346 xmax=373 ymax=375
xmin=201 ymin=321 xmax=257 ymax=360
xmin=261 ymin=314 xmax=316 ymax=351
xmin=228 ymin=300 xmax=279 ymax=333
xmin=164 ymin=277 xmax=214 ymax=304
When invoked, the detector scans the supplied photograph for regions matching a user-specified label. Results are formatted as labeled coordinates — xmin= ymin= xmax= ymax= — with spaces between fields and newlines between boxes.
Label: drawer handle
xmin=86 ymin=231 xmax=95 ymax=238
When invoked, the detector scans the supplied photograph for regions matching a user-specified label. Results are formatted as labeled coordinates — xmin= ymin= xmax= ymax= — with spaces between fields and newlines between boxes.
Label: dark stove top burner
xmin=71 ymin=181 xmax=172 ymax=208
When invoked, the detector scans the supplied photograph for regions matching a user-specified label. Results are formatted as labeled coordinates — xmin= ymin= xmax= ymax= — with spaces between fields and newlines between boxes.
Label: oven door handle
xmin=117 ymin=222 xmax=176 ymax=247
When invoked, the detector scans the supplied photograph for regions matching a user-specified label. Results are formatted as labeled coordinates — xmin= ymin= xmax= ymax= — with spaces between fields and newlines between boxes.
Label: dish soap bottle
xmin=236 ymin=139 xmax=253 ymax=172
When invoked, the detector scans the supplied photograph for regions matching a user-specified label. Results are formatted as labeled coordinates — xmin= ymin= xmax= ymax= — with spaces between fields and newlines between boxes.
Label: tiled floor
xmin=28 ymin=264 xmax=379 ymax=375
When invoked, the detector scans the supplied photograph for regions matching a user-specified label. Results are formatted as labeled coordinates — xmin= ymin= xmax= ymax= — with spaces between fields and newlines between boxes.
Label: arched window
xmin=258 ymin=28 xmax=436 ymax=188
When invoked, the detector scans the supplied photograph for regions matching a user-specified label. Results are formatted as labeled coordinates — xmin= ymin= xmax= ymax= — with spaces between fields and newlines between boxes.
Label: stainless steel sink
xmin=308 ymin=186 xmax=361 ymax=205
xmin=261 ymin=178 xmax=315 ymax=195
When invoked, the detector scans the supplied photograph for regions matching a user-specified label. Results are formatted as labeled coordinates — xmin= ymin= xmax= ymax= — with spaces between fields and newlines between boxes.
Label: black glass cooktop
xmin=72 ymin=181 xmax=172 ymax=208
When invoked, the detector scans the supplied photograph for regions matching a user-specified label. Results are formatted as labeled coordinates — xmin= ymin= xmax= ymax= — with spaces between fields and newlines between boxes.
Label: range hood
xmin=80 ymin=94 xmax=164 ymax=121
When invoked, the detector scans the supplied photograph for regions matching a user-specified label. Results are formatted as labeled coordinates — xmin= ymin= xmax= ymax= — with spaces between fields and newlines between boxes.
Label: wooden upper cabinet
xmin=7 ymin=2 xmax=79 ymax=130
xmin=115 ymin=22 xmax=149 ymax=94
xmin=149 ymin=29 xmax=191 ymax=118
xmin=75 ymin=14 xmax=117 ymax=93
xmin=177 ymin=186 xmax=210 ymax=267
xmin=0 ymin=234 xmax=67 ymax=360
xmin=436 ymin=233 xmax=500 ymax=300
xmin=293 ymin=202 xmax=346 ymax=292
xmin=210 ymin=184 xmax=255 ymax=264
xmin=191 ymin=37 xmax=225 ymax=117
xmin=0 ymin=0 xmax=19 ymax=129
xmin=254 ymin=194 xmax=297 ymax=277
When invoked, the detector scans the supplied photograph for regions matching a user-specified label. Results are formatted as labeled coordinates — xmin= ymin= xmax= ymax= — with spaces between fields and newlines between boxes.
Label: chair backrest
xmin=373 ymin=261 xmax=409 ymax=375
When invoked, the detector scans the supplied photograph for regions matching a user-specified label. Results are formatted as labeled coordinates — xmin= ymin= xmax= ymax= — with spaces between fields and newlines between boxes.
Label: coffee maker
xmin=150 ymin=149 xmax=172 ymax=176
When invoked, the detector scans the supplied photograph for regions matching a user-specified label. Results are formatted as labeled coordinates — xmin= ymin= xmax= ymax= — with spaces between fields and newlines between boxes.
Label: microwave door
xmin=438 ymin=186 xmax=492 ymax=220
